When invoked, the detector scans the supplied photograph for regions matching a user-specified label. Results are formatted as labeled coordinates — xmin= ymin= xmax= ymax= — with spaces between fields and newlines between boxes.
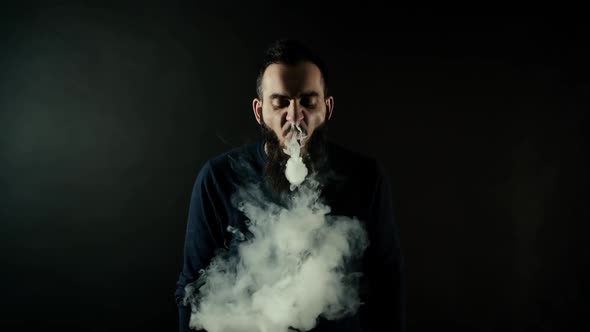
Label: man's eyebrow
xmin=300 ymin=91 xmax=320 ymax=98
xmin=269 ymin=92 xmax=320 ymax=99
xmin=269 ymin=93 xmax=289 ymax=100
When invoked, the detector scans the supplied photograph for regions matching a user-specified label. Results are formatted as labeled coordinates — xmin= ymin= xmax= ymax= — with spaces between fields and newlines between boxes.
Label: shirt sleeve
xmin=175 ymin=161 xmax=226 ymax=332
xmin=365 ymin=161 xmax=406 ymax=332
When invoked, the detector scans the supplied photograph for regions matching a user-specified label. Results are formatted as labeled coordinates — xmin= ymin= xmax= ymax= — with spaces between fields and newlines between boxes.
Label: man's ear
xmin=252 ymin=98 xmax=263 ymax=124
xmin=325 ymin=96 xmax=334 ymax=120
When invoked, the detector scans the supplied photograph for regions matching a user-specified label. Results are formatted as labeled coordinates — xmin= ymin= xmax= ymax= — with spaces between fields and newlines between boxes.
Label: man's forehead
xmin=262 ymin=62 xmax=323 ymax=97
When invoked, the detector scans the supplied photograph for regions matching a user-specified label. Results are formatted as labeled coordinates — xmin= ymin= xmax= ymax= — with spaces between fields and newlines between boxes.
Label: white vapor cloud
xmin=184 ymin=131 xmax=368 ymax=332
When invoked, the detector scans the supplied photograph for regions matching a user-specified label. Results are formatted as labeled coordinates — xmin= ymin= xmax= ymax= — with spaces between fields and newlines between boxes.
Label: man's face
xmin=252 ymin=61 xmax=334 ymax=195
xmin=253 ymin=62 xmax=334 ymax=151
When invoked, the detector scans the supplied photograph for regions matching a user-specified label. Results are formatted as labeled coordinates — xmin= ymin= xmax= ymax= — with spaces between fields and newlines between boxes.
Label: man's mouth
xmin=289 ymin=124 xmax=308 ymax=145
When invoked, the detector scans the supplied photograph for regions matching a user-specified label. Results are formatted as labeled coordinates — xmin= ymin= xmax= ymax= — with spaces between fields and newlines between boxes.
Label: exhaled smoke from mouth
xmin=283 ymin=124 xmax=308 ymax=189
xmin=183 ymin=125 xmax=368 ymax=332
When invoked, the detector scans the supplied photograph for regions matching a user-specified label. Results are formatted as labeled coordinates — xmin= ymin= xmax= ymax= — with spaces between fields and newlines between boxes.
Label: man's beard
xmin=260 ymin=118 xmax=329 ymax=196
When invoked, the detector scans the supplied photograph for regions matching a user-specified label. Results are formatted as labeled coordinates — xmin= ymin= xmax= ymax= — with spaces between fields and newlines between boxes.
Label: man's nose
xmin=286 ymin=101 xmax=304 ymax=126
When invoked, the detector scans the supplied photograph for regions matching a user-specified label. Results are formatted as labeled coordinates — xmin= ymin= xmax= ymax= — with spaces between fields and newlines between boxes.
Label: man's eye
xmin=301 ymin=99 xmax=317 ymax=108
xmin=272 ymin=101 xmax=288 ymax=108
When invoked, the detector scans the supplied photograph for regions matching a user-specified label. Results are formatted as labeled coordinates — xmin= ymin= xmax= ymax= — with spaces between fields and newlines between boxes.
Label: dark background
xmin=1 ymin=3 xmax=588 ymax=332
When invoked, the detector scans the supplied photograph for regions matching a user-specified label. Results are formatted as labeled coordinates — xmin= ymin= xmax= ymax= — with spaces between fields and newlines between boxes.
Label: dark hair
xmin=256 ymin=39 xmax=329 ymax=100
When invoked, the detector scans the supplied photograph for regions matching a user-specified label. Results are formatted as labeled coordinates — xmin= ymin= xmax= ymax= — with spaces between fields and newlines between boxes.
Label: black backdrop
xmin=1 ymin=3 xmax=588 ymax=332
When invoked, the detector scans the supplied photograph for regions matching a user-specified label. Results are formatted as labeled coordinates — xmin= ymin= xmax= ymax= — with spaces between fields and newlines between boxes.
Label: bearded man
xmin=175 ymin=39 xmax=405 ymax=332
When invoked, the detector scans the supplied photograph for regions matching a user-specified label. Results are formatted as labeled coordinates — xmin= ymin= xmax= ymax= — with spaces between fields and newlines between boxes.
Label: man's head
xmin=252 ymin=39 xmax=334 ymax=194
xmin=252 ymin=39 xmax=334 ymax=150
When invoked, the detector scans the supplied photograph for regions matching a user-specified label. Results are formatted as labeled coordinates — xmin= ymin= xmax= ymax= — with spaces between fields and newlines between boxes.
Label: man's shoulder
xmin=327 ymin=140 xmax=381 ymax=175
xmin=196 ymin=141 xmax=262 ymax=183
xmin=209 ymin=141 xmax=259 ymax=168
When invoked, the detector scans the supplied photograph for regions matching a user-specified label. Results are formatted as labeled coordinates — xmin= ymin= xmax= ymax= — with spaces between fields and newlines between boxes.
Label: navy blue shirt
xmin=175 ymin=139 xmax=405 ymax=332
